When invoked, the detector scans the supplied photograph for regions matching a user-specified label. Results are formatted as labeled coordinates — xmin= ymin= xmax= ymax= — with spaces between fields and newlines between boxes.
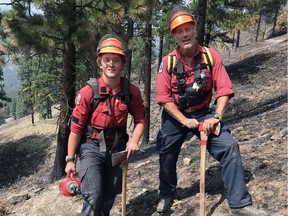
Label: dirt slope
xmin=0 ymin=34 xmax=287 ymax=216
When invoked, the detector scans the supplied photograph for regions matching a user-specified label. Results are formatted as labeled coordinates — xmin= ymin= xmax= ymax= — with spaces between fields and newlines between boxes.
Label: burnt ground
xmin=0 ymin=34 xmax=287 ymax=216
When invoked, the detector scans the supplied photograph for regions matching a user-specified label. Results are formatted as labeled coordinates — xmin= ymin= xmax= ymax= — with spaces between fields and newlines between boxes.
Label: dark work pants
xmin=156 ymin=108 xmax=252 ymax=208
xmin=79 ymin=140 xmax=125 ymax=216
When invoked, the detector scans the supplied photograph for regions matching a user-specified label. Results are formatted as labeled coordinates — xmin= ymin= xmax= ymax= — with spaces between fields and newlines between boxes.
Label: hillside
xmin=0 ymin=34 xmax=287 ymax=216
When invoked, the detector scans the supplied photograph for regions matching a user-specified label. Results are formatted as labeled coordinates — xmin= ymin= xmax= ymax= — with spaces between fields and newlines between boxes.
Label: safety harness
xmin=167 ymin=47 xmax=214 ymax=110
xmin=71 ymin=77 xmax=131 ymax=152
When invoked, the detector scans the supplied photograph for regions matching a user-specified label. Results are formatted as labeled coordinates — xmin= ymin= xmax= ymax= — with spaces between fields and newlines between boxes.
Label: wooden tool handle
xmin=122 ymin=160 xmax=128 ymax=216
xmin=200 ymin=131 xmax=208 ymax=216
xmin=200 ymin=145 xmax=207 ymax=216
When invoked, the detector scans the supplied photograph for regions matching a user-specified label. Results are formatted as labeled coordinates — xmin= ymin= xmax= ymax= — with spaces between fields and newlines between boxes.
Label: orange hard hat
xmin=97 ymin=37 xmax=125 ymax=57
xmin=169 ymin=11 xmax=197 ymax=34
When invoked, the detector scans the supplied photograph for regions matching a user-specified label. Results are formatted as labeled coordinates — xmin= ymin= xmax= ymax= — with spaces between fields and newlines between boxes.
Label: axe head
xmin=213 ymin=122 xmax=221 ymax=136
xmin=111 ymin=150 xmax=128 ymax=167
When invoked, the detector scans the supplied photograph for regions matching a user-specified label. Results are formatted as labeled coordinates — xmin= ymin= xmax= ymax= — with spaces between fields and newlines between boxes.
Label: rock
xmin=6 ymin=193 xmax=30 ymax=205
xmin=183 ymin=157 xmax=192 ymax=165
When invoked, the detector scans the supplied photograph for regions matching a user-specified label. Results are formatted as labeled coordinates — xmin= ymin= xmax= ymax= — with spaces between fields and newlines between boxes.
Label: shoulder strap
xmin=203 ymin=47 xmax=213 ymax=72
xmin=167 ymin=55 xmax=177 ymax=76
xmin=194 ymin=52 xmax=202 ymax=83
xmin=86 ymin=78 xmax=103 ymax=113
xmin=120 ymin=77 xmax=132 ymax=112
xmin=167 ymin=47 xmax=213 ymax=76
xmin=86 ymin=77 xmax=132 ymax=114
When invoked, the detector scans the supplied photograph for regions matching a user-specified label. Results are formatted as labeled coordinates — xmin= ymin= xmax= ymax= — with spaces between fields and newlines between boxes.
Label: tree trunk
xmin=31 ymin=105 xmax=34 ymax=125
xmin=196 ymin=0 xmax=207 ymax=45
xmin=256 ymin=10 xmax=262 ymax=42
xmin=50 ymin=40 xmax=76 ymax=182
xmin=142 ymin=8 xmax=152 ymax=146
xmin=262 ymin=21 xmax=267 ymax=41
xmin=232 ymin=32 xmax=235 ymax=48
xmin=50 ymin=0 xmax=77 ymax=182
xmin=235 ymin=30 xmax=240 ymax=48
xmin=31 ymin=85 xmax=34 ymax=125
xmin=125 ymin=18 xmax=134 ymax=79
xmin=158 ymin=31 xmax=164 ymax=69
xmin=47 ymin=97 xmax=52 ymax=119
xmin=272 ymin=8 xmax=279 ymax=37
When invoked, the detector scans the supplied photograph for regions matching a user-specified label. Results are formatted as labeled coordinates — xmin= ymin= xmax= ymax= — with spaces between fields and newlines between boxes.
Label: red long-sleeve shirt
xmin=71 ymin=77 xmax=145 ymax=135
xmin=156 ymin=43 xmax=234 ymax=110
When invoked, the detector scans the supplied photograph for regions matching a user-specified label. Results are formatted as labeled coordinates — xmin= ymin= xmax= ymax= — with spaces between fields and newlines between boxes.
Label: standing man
xmin=65 ymin=34 xmax=145 ymax=216
xmin=156 ymin=5 xmax=267 ymax=216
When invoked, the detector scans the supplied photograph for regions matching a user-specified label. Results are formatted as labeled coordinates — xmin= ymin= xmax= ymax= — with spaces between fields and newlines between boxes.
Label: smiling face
xmin=99 ymin=53 xmax=123 ymax=79
xmin=173 ymin=22 xmax=197 ymax=55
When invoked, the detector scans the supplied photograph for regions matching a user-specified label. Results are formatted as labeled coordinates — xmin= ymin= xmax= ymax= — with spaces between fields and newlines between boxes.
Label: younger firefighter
xmin=65 ymin=34 xmax=145 ymax=216
xmin=155 ymin=5 xmax=267 ymax=216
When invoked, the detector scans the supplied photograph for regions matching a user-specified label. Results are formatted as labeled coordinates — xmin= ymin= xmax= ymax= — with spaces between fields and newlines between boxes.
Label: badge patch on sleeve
xmin=76 ymin=94 xmax=81 ymax=105
xmin=158 ymin=62 xmax=163 ymax=73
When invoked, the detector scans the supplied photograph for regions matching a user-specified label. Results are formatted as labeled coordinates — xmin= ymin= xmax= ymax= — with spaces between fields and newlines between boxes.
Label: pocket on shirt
xmin=91 ymin=103 xmax=110 ymax=127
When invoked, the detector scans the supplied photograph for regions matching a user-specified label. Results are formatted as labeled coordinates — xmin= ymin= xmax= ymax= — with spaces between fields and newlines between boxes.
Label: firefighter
xmin=155 ymin=5 xmax=267 ymax=216
xmin=65 ymin=34 xmax=145 ymax=216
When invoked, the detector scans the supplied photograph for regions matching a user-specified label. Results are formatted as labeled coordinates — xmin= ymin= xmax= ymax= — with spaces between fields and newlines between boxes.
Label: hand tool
xmin=198 ymin=122 xmax=220 ymax=216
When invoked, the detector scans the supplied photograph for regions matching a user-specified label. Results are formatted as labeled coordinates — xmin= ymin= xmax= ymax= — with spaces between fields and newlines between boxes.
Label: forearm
xmin=67 ymin=131 xmax=82 ymax=157
xmin=126 ymin=123 xmax=145 ymax=158
xmin=162 ymin=102 xmax=187 ymax=124
xmin=215 ymin=95 xmax=230 ymax=116
xmin=130 ymin=123 xmax=145 ymax=144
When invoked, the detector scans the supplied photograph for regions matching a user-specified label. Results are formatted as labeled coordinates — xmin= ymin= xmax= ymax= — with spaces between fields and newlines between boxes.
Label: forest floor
xmin=0 ymin=34 xmax=287 ymax=216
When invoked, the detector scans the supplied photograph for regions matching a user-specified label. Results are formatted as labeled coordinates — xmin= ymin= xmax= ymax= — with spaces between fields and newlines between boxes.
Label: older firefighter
xmin=65 ymin=34 xmax=145 ymax=216
xmin=155 ymin=6 xmax=267 ymax=216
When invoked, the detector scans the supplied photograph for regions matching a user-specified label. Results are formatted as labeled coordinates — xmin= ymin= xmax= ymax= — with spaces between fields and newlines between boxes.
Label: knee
xmin=212 ymin=139 xmax=240 ymax=162
xmin=227 ymin=139 xmax=240 ymax=155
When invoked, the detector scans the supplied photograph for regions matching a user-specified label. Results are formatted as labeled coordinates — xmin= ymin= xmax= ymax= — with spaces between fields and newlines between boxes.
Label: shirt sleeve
xmin=129 ymin=83 xmax=146 ymax=125
xmin=210 ymin=48 xmax=235 ymax=99
xmin=70 ymin=85 xmax=93 ymax=135
xmin=156 ymin=56 xmax=175 ymax=105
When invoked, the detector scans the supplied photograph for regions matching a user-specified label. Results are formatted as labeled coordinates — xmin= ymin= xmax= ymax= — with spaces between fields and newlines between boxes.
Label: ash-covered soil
xmin=0 ymin=34 xmax=287 ymax=216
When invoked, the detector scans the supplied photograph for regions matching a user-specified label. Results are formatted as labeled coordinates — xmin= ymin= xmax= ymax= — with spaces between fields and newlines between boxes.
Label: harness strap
xmin=176 ymin=59 xmax=186 ymax=95
xmin=120 ymin=77 xmax=132 ymax=112
xmin=167 ymin=46 xmax=213 ymax=77
xmin=111 ymin=132 xmax=120 ymax=153
xmin=87 ymin=78 xmax=106 ymax=112
xmin=86 ymin=126 xmax=127 ymax=152
xmin=98 ymin=130 xmax=106 ymax=152
xmin=168 ymin=55 xmax=177 ymax=77
xmin=194 ymin=52 xmax=202 ymax=84
xmin=203 ymin=47 xmax=213 ymax=72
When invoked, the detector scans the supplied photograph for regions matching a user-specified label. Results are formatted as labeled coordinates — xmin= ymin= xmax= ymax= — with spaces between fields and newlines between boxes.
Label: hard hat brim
xmin=170 ymin=14 xmax=197 ymax=34
xmin=97 ymin=47 xmax=125 ymax=57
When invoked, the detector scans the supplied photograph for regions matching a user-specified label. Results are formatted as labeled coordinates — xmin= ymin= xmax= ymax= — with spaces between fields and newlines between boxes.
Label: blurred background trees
xmin=0 ymin=0 xmax=286 ymax=180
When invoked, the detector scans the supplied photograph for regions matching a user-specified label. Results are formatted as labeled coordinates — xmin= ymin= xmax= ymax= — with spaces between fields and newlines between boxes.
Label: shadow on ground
xmin=0 ymin=135 xmax=53 ymax=188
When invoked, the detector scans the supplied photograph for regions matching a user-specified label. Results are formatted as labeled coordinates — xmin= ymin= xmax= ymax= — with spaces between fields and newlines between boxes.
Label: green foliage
xmin=151 ymin=0 xmax=184 ymax=56
xmin=0 ymin=105 xmax=10 ymax=125
xmin=15 ymin=51 xmax=61 ymax=118
xmin=187 ymin=0 xmax=286 ymax=45
xmin=16 ymin=95 xmax=31 ymax=119
xmin=0 ymin=66 xmax=11 ymax=108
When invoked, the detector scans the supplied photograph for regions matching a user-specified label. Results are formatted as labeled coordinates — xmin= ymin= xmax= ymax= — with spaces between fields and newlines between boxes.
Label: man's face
xmin=173 ymin=22 xmax=197 ymax=51
xmin=99 ymin=53 xmax=123 ymax=78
